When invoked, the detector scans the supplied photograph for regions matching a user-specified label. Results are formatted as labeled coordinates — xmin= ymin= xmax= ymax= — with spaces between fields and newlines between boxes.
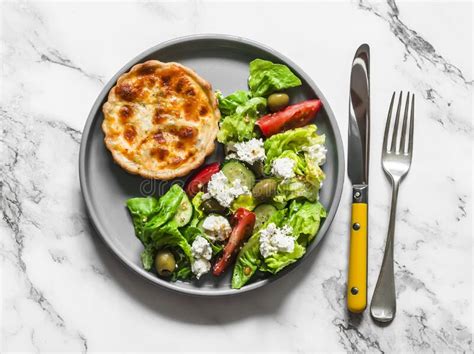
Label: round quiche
xmin=102 ymin=60 xmax=220 ymax=180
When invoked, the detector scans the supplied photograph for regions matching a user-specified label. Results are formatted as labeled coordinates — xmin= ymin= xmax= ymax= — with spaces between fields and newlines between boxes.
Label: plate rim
xmin=79 ymin=33 xmax=345 ymax=296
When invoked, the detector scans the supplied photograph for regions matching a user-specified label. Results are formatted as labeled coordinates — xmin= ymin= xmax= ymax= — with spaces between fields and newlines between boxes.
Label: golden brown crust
xmin=102 ymin=60 xmax=220 ymax=180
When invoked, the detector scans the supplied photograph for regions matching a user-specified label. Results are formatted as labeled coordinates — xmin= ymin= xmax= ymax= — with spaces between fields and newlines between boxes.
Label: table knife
xmin=347 ymin=44 xmax=370 ymax=313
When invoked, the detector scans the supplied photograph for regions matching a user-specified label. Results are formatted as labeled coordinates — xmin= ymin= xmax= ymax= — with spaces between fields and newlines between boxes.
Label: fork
xmin=370 ymin=91 xmax=415 ymax=323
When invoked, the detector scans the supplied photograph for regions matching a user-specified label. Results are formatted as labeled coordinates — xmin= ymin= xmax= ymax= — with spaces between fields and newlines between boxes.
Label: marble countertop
xmin=1 ymin=0 xmax=472 ymax=352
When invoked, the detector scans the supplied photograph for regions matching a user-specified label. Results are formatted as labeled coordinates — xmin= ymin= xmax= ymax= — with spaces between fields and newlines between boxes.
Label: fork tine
xmin=383 ymin=92 xmax=396 ymax=152
xmin=407 ymin=94 xmax=415 ymax=154
xmin=399 ymin=92 xmax=410 ymax=153
xmin=390 ymin=91 xmax=403 ymax=153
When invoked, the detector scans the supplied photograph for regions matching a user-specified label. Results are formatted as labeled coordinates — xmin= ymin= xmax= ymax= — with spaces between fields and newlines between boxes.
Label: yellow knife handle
xmin=347 ymin=185 xmax=368 ymax=313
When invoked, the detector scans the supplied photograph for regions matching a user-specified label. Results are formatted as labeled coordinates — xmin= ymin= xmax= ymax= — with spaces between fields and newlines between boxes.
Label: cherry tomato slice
xmin=212 ymin=208 xmax=256 ymax=276
xmin=185 ymin=162 xmax=220 ymax=197
xmin=256 ymin=99 xmax=322 ymax=137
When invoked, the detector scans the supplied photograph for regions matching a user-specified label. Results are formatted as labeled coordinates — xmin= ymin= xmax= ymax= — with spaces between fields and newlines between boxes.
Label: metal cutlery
xmin=347 ymin=44 xmax=370 ymax=313
xmin=370 ymin=91 xmax=415 ymax=322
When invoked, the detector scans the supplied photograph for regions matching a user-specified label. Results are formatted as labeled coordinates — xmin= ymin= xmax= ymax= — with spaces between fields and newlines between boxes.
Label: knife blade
xmin=347 ymin=44 xmax=370 ymax=313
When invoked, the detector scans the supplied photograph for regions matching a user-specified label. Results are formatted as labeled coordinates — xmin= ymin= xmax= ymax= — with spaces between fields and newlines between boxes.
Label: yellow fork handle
xmin=347 ymin=202 xmax=368 ymax=313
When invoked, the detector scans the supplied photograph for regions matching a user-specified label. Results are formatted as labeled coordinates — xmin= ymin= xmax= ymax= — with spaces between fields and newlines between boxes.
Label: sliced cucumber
xmin=254 ymin=204 xmax=277 ymax=231
xmin=173 ymin=194 xmax=193 ymax=227
xmin=222 ymin=160 xmax=256 ymax=190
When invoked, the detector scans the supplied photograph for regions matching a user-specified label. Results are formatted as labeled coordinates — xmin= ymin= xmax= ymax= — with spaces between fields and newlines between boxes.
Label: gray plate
xmin=79 ymin=34 xmax=345 ymax=296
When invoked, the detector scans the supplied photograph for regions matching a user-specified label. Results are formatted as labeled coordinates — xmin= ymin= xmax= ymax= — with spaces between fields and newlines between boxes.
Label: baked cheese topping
xmin=102 ymin=60 xmax=220 ymax=180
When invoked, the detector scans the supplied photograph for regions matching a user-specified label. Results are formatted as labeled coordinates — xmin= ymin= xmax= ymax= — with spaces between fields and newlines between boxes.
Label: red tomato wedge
xmin=185 ymin=162 xmax=220 ymax=197
xmin=256 ymin=99 xmax=322 ymax=137
xmin=212 ymin=208 xmax=256 ymax=276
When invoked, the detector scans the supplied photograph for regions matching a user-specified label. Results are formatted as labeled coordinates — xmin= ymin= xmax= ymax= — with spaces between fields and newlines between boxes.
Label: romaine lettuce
xmin=248 ymin=59 xmax=302 ymax=97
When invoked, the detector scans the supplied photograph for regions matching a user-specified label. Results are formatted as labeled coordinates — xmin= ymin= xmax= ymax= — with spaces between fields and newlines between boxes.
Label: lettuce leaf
xmin=191 ymin=192 xmax=205 ymax=221
xmin=127 ymin=185 xmax=195 ymax=272
xmin=231 ymin=209 xmax=288 ymax=289
xmin=174 ymin=265 xmax=192 ymax=281
xmin=272 ymin=162 xmax=324 ymax=204
xmin=217 ymin=114 xmax=256 ymax=144
xmin=183 ymin=225 xmax=222 ymax=256
xmin=261 ymin=243 xmax=306 ymax=274
xmin=235 ymin=97 xmax=266 ymax=117
xmin=264 ymin=125 xmax=321 ymax=172
xmin=274 ymin=177 xmax=318 ymax=204
xmin=288 ymin=200 xmax=327 ymax=246
xmin=248 ymin=59 xmax=302 ymax=97
xmin=139 ymin=223 xmax=193 ymax=271
xmin=142 ymin=185 xmax=186 ymax=231
xmin=150 ymin=222 xmax=193 ymax=260
xmin=140 ymin=246 xmax=155 ymax=270
xmin=305 ymin=157 xmax=326 ymax=188
xmin=263 ymin=125 xmax=326 ymax=204
xmin=172 ymin=248 xmax=193 ymax=281
xmin=217 ymin=90 xmax=251 ymax=116
xmin=217 ymin=97 xmax=266 ymax=144
xmin=277 ymin=150 xmax=307 ymax=176
xmin=231 ymin=232 xmax=261 ymax=289
xmin=126 ymin=197 xmax=159 ymax=244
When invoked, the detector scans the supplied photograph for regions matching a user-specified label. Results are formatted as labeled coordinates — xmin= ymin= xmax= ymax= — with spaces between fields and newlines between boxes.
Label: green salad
xmin=126 ymin=59 xmax=327 ymax=289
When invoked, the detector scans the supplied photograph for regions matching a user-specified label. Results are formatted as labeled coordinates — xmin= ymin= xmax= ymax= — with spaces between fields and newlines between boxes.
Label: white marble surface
xmin=1 ymin=0 xmax=472 ymax=352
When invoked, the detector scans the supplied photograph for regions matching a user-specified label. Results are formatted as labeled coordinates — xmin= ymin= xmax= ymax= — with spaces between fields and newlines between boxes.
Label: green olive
xmin=155 ymin=250 xmax=176 ymax=277
xmin=224 ymin=142 xmax=236 ymax=155
xmin=252 ymin=178 xmax=278 ymax=202
xmin=249 ymin=160 xmax=265 ymax=178
xmin=267 ymin=93 xmax=290 ymax=112
xmin=201 ymin=198 xmax=227 ymax=215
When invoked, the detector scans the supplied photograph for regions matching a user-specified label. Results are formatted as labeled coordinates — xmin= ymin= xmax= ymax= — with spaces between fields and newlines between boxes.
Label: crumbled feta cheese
xmin=201 ymin=193 xmax=211 ymax=201
xmin=205 ymin=171 xmax=249 ymax=207
xmin=226 ymin=153 xmax=237 ymax=160
xmin=232 ymin=138 xmax=266 ymax=164
xmin=191 ymin=236 xmax=212 ymax=261
xmin=191 ymin=236 xmax=213 ymax=279
xmin=202 ymin=214 xmax=232 ymax=242
xmin=259 ymin=223 xmax=295 ymax=258
xmin=191 ymin=258 xmax=211 ymax=279
xmin=304 ymin=144 xmax=327 ymax=166
xmin=271 ymin=158 xmax=296 ymax=179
